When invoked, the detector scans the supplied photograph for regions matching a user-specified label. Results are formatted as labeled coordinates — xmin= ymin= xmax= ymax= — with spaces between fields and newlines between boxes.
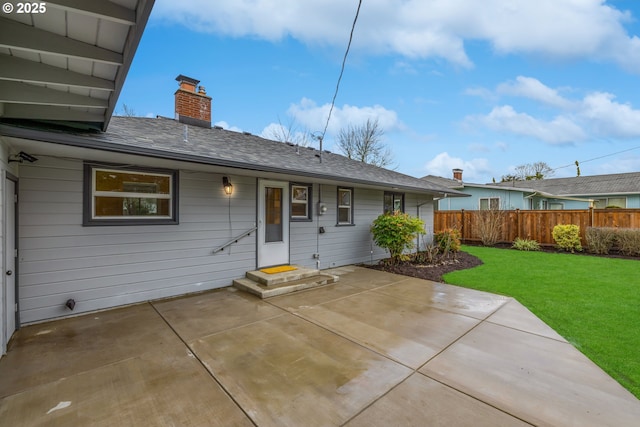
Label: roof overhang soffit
xmin=0 ymin=0 xmax=154 ymax=130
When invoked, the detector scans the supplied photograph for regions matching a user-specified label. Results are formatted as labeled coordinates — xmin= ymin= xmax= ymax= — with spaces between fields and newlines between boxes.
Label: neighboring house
xmin=424 ymin=169 xmax=640 ymax=210
xmin=423 ymin=169 xmax=534 ymax=210
xmin=0 ymin=5 xmax=460 ymax=352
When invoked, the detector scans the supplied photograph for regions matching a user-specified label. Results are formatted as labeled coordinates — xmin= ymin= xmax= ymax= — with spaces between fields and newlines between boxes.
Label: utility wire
xmin=318 ymin=0 xmax=363 ymax=159
xmin=552 ymin=144 xmax=640 ymax=172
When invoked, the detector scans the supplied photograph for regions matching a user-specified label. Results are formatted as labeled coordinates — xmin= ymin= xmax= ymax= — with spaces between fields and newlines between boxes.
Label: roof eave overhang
xmin=0 ymin=123 xmax=464 ymax=197
xmin=524 ymin=191 xmax=594 ymax=202
xmin=102 ymin=0 xmax=155 ymax=131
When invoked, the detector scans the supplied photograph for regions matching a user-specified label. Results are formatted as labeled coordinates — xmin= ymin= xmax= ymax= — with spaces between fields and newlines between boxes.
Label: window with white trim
xmin=291 ymin=183 xmax=312 ymax=221
xmin=594 ymin=197 xmax=627 ymax=209
xmin=84 ymin=164 xmax=178 ymax=225
xmin=479 ymin=197 xmax=499 ymax=210
xmin=337 ymin=187 xmax=354 ymax=225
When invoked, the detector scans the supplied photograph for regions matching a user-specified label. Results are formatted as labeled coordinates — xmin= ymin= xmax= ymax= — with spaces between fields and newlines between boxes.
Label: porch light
xmin=222 ymin=176 xmax=233 ymax=195
xmin=8 ymin=151 xmax=38 ymax=163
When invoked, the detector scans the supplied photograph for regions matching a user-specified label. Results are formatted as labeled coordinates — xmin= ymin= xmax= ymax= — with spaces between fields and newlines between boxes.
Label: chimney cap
xmin=175 ymin=74 xmax=200 ymax=86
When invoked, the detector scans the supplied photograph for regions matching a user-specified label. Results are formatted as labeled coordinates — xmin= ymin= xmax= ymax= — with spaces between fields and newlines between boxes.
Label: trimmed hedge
xmin=585 ymin=227 xmax=640 ymax=257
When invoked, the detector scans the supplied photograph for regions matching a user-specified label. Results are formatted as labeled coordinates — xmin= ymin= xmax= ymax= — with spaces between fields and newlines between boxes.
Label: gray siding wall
xmin=17 ymin=156 xmax=437 ymax=324
xmin=290 ymin=185 xmax=434 ymax=269
xmin=18 ymin=157 xmax=257 ymax=323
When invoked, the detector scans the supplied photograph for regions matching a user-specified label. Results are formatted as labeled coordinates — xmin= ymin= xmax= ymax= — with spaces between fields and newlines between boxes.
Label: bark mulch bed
xmin=366 ymin=251 xmax=483 ymax=283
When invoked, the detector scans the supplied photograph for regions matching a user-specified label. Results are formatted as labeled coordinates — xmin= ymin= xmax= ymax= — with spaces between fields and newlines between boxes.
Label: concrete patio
xmin=1 ymin=265 xmax=638 ymax=426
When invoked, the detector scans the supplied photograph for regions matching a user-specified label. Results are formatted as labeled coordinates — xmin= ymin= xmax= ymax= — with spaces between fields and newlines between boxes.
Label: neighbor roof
xmin=492 ymin=172 xmax=640 ymax=196
xmin=0 ymin=116 xmax=463 ymax=196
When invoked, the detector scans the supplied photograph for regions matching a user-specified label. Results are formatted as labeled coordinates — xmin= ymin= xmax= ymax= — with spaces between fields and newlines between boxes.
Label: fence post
xmin=589 ymin=206 xmax=594 ymax=227
xmin=516 ymin=209 xmax=521 ymax=240
xmin=460 ymin=209 xmax=465 ymax=241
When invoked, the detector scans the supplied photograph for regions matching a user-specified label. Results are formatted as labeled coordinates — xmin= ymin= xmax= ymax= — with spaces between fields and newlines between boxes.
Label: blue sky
xmin=118 ymin=0 xmax=640 ymax=183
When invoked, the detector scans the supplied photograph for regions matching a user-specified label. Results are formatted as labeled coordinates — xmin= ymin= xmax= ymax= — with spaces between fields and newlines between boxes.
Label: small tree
xmin=371 ymin=211 xmax=425 ymax=264
xmin=474 ymin=205 xmax=506 ymax=246
xmin=337 ymin=118 xmax=394 ymax=168
xmin=501 ymin=161 xmax=554 ymax=182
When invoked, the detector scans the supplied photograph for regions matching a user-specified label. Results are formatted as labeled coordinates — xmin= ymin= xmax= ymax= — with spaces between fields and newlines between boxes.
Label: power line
xmin=553 ymin=144 xmax=640 ymax=172
xmin=318 ymin=0 xmax=363 ymax=160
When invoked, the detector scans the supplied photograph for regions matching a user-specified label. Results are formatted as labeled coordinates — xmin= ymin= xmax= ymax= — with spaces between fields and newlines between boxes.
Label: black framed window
xmin=83 ymin=163 xmax=179 ymax=226
xmin=384 ymin=192 xmax=405 ymax=214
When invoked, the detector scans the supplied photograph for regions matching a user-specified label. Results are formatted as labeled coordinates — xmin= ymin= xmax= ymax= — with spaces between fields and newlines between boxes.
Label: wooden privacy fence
xmin=434 ymin=209 xmax=640 ymax=246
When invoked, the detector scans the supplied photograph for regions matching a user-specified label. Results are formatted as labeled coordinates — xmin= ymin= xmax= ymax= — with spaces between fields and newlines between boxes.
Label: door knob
xmin=6 ymin=270 xmax=12 ymax=276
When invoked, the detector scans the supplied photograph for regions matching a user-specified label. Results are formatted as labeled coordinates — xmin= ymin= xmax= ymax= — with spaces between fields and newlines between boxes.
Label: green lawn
xmin=444 ymin=245 xmax=640 ymax=399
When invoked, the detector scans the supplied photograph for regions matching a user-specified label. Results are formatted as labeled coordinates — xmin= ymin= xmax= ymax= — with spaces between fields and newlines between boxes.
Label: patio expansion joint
xmin=335 ymin=295 xmax=534 ymax=427
xmin=411 ymin=304 xmax=538 ymax=427
xmin=417 ymin=372 xmax=537 ymax=427
xmin=148 ymin=302 xmax=259 ymax=427
xmin=484 ymin=299 xmax=571 ymax=344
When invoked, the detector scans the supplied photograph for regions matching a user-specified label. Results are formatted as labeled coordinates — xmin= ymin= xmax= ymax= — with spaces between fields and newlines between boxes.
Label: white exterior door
xmin=3 ymin=178 xmax=16 ymax=354
xmin=257 ymin=180 xmax=289 ymax=268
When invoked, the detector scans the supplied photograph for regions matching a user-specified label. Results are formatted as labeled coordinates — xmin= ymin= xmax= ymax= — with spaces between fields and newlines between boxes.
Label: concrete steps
xmin=233 ymin=266 xmax=339 ymax=298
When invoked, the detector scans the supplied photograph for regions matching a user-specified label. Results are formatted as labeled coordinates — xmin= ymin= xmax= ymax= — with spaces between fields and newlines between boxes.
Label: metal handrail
xmin=212 ymin=226 xmax=257 ymax=254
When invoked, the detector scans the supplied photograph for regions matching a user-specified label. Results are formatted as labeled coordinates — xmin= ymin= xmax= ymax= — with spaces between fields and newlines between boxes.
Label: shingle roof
xmin=1 ymin=116 xmax=462 ymax=196
xmin=492 ymin=172 xmax=640 ymax=196
xmin=421 ymin=174 xmax=463 ymax=189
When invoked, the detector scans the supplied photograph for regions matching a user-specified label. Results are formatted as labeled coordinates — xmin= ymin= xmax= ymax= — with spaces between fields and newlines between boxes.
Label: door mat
xmin=260 ymin=266 xmax=298 ymax=274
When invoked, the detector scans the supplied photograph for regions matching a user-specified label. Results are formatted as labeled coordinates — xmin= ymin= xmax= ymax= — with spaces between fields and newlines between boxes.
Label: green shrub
xmin=512 ymin=237 xmax=540 ymax=251
xmin=552 ymin=224 xmax=582 ymax=253
xmin=371 ymin=211 xmax=425 ymax=263
xmin=434 ymin=228 xmax=461 ymax=255
xmin=585 ymin=227 xmax=617 ymax=255
xmin=616 ymin=229 xmax=640 ymax=257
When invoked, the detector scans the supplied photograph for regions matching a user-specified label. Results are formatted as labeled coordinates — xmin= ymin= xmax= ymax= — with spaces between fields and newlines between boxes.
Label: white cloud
xmin=286 ymin=98 xmax=401 ymax=135
xmin=154 ymin=0 xmax=640 ymax=72
xmin=593 ymin=154 xmax=640 ymax=175
xmin=468 ymin=77 xmax=640 ymax=143
xmin=464 ymin=86 xmax=497 ymax=102
xmin=423 ymin=152 xmax=491 ymax=182
xmin=468 ymin=105 xmax=586 ymax=144
xmin=497 ymin=76 xmax=574 ymax=109
xmin=581 ymin=92 xmax=640 ymax=138
xmin=213 ymin=120 xmax=243 ymax=133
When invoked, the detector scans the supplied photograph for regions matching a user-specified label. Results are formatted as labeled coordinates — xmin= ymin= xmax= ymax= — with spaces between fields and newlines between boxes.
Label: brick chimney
xmin=174 ymin=74 xmax=212 ymax=128
xmin=453 ymin=168 xmax=463 ymax=182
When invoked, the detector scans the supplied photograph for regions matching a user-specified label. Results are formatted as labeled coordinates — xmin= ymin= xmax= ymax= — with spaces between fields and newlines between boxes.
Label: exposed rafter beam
xmin=0 ymin=17 xmax=123 ymax=65
xmin=0 ymin=81 xmax=108 ymax=108
xmin=0 ymin=55 xmax=114 ymax=91
xmin=1 ymin=104 xmax=104 ymax=122
xmin=46 ymin=0 xmax=136 ymax=25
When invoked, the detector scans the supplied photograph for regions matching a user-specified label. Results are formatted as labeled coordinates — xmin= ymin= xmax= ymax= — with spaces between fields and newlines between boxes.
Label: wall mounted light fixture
xmin=8 ymin=151 xmax=38 ymax=163
xmin=222 ymin=176 xmax=233 ymax=195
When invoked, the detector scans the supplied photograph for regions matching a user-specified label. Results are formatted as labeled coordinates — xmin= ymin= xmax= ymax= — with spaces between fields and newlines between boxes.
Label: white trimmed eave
xmin=0 ymin=0 xmax=154 ymax=131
